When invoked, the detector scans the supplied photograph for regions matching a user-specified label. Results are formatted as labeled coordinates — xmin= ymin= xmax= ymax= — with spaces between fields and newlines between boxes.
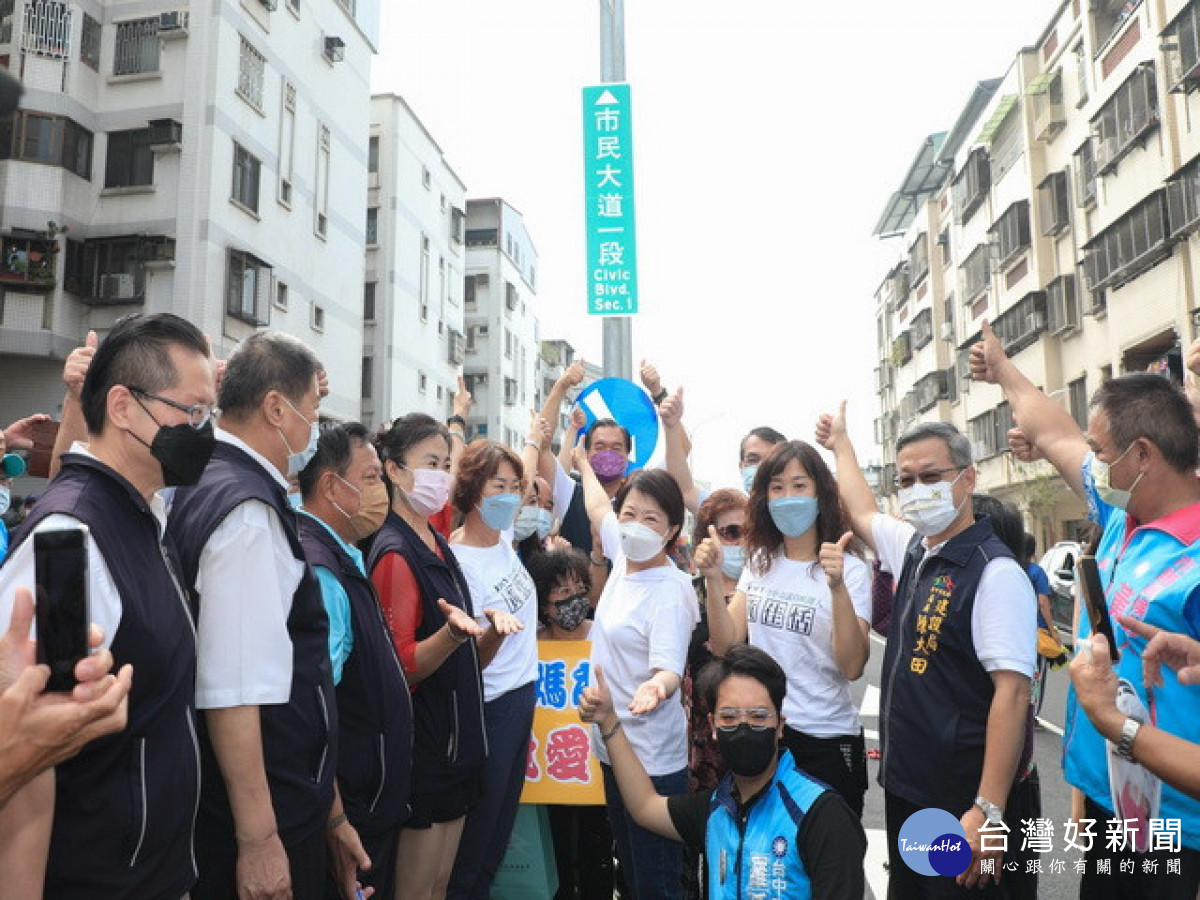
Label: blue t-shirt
xmin=1027 ymin=562 xmax=1051 ymax=628
xmin=1062 ymin=452 xmax=1200 ymax=848
xmin=299 ymin=511 xmax=363 ymax=685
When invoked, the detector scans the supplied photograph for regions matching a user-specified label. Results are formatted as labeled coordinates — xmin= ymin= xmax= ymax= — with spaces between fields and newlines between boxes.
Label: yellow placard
xmin=519 ymin=640 xmax=605 ymax=805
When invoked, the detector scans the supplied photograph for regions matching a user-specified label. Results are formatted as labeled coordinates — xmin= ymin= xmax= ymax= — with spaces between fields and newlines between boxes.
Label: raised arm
xmin=557 ymin=407 xmax=585 ymax=477
xmin=814 ymin=401 xmax=879 ymax=551
xmin=693 ymin=527 xmax=748 ymax=656
xmin=521 ymin=411 xmax=549 ymax=506
xmin=572 ymin=445 xmax=615 ymax=531
xmin=540 ymin=358 xmax=585 ymax=450
xmin=969 ymin=320 xmax=1088 ymax=498
xmin=447 ymin=375 xmax=473 ymax=481
xmin=49 ymin=331 xmax=97 ymax=477
xmin=660 ymin=389 xmax=701 ymax=514
xmin=641 ymin=360 xmax=690 ymax=457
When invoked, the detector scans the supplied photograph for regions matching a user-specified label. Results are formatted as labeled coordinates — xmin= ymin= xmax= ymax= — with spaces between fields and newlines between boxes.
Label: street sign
xmin=574 ymin=377 xmax=659 ymax=473
xmin=582 ymin=83 xmax=638 ymax=317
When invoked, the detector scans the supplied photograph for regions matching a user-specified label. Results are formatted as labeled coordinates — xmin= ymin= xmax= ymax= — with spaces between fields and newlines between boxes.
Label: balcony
xmin=113 ymin=17 xmax=160 ymax=76
xmin=0 ymin=234 xmax=57 ymax=290
xmin=991 ymin=291 xmax=1047 ymax=357
xmin=911 ymin=307 xmax=933 ymax=350
xmin=1082 ymin=188 xmax=1171 ymax=291
xmin=21 ymin=0 xmax=71 ymax=59
xmin=1047 ymin=275 xmax=1079 ymax=336
xmin=1028 ymin=69 xmax=1065 ymax=142
xmin=953 ymin=147 xmax=991 ymax=225
xmin=1093 ymin=64 xmax=1159 ymax=176
xmin=914 ymin=370 xmax=950 ymax=414
xmin=1166 ymin=1 xmax=1200 ymax=93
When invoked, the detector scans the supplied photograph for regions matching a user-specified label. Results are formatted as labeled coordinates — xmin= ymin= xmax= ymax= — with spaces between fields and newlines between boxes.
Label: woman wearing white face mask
xmin=573 ymin=445 xmax=697 ymax=900
xmin=699 ymin=440 xmax=872 ymax=818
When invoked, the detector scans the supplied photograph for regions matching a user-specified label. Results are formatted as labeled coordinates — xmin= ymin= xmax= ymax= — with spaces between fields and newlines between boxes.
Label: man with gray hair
xmin=816 ymin=407 xmax=1037 ymax=898
xmin=169 ymin=331 xmax=336 ymax=900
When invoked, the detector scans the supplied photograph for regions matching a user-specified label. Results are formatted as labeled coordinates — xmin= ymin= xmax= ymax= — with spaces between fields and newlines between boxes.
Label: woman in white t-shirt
xmin=697 ymin=439 xmax=872 ymax=816
xmin=574 ymin=446 xmax=697 ymax=900
xmin=446 ymin=437 xmax=541 ymax=897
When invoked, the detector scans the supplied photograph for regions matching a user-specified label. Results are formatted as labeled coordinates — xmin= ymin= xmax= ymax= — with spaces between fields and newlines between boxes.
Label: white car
xmin=1038 ymin=540 xmax=1082 ymax=630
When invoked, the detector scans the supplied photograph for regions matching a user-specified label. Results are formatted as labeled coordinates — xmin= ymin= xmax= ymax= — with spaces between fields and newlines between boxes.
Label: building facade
xmin=873 ymin=0 xmax=1200 ymax=550
xmin=362 ymin=93 xmax=467 ymax=429
xmin=0 ymin=0 xmax=379 ymax=427
xmin=463 ymin=197 xmax=541 ymax=449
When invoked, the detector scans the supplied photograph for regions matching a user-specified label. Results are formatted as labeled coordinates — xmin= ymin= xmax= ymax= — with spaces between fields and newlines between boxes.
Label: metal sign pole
xmin=599 ymin=0 xmax=632 ymax=380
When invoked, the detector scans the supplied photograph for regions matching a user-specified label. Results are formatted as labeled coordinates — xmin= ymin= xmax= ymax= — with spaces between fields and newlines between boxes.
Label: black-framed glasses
xmin=127 ymin=386 xmax=217 ymax=430
xmin=894 ymin=466 xmax=963 ymax=491
xmin=715 ymin=523 xmax=744 ymax=542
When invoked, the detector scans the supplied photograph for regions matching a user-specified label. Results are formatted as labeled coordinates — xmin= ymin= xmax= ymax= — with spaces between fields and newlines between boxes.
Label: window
xmin=0 ymin=111 xmax=91 ymax=179
xmin=361 ymin=357 xmax=372 ymax=399
xmin=225 ymin=249 xmax=271 ymax=325
xmin=960 ymin=243 xmax=991 ymax=302
xmin=911 ymin=308 xmax=933 ymax=350
xmin=422 ymin=165 xmax=431 ymax=188
xmin=367 ymin=136 xmax=379 ymax=174
xmin=79 ymin=13 xmax=100 ymax=70
xmin=953 ymin=147 xmax=991 ymax=224
xmin=505 ymin=280 xmax=518 ymax=312
xmin=1075 ymin=139 xmax=1097 ymax=207
xmin=311 ymin=303 xmax=325 ymax=331
xmin=22 ymin=0 xmax=70 ymax=59
xmin=231 ymin=142 xmax=261 ymax=213
xmin=363 ymin=282 xmax=376 ymax=321
xmin=1093 ymin=64 xmax=1158 ymax=176
xmin=418 ymin=371 xmax=427 ymax=393
xmin=286 ymin=0 xmax=299 ymax=13
xmin=890 ymin=331 xmax=912 ymax=367
xmin=1166 ymin=2 xmax=1200 ymax=92
xmin=366 ymin=207 xmax=378 ymax=245
xmin=1092 ymin=0 xmax=1141 ymax=52
xmin=989 ymin=102 xmax=1023 ymax=182
xmin=1074 ymin=42 xmax=1089 ymax=106
xmin=1047 ymin=275 xmax=1079 ymax=335
xmin=105 ymin=129 xmax=153 ymax=188
xmin=504 ymin=328 xmax=514 ymax=359
xmin=989 ymin=201 xmax=1031 ymax=269
xmin=1068 ymin=376 xmax=1088 ymax=430
xmin=419 ymin=235 xmax=429 ymax=317
xmin=278 ymin=83 xmax=296 ymax=205
xmin=113 ymin=18 xmax=159 ymax=75
xmin=1038 ymin=171 xmax=1070 ymax=235
xmin=1167 ymin=158 xmax=1200 ymax=240
xmin=504 ymin=377 xmax=518 ymax=406
xmin=237 ymin=37 xmax=266 ymax=110
xmin=991 ymin=291 xmax=1048 ymax=356
xmin=908 ymin=233 xmax=929 ymax=285
xmin=274 ymin=280 xmax=289 ymax=310
xmin=1082 ymin=189 xmax=1170 ymax=292
xmin=968 ymin=404 xmax=1014 ymax=460
xmin=913 ymin=370 xmax=949 ymax=413
xmin=451 ymin=206 xmax=465 ymax=244
xmin=1029 ymin=68 xmax=1065 ymax=142
xmin=314 ymin=125 xmax=330 ymax=236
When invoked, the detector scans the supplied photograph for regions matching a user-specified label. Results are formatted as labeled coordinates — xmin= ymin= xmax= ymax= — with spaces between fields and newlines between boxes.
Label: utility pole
xmin=598 ymin=0 xmax=632 ymax=380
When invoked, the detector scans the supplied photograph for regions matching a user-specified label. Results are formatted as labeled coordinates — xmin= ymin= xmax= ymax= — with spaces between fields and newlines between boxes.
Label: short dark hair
xmin=896 ymin=421 xmax=973 ymax=468
xmin=375 ymin=413 xmax=450 ymax=501
xmin=971 ymin=493 xmax=1023 ymax=557
xmin=738 ymin=426 xmax=787 ymax=462
xmin=298 ymin=422 xmax=369 ymax=500
xmin=527 ymin=547 xmax=592 ymax=615
xmin=452 ymin=439 xmax=525 ymax=514
xmin=584 ymin=418 xmax=631 ymax=454
xmin=613 ymin=468 xmax=686 ymax=544
xmin=218 ymin=331 xmax=321 ymax=423
xmin=81 ymin=313 xmax=209 ymax=434
xmin=1023 ymin=531 xmax=1037 ymax=563
xmin=1092 ymin=373 xmax=1199 ymax=473
xmin=699 ymin=644 xmax=787 ymax=718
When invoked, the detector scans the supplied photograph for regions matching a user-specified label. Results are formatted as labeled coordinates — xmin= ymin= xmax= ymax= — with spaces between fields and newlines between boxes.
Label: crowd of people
xmin=1 ymin=312 xmax=1200 ymax=900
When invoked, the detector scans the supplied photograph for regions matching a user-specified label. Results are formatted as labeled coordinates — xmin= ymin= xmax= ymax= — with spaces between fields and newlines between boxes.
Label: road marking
xmin=865 ymin=827 xmax=889 ymax=899
xmin=1036 ymin=716 xmax=1064 ymax=736
xmin=861 ymin=684 xmax=880 ymax=718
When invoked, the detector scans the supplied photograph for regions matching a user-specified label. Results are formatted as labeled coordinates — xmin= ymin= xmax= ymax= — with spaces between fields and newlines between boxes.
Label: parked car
xmin=1039 ymin=540 xmax=1082 ymax=633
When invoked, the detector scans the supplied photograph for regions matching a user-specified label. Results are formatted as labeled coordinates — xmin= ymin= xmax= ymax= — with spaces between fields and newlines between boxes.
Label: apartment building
xmin=362 ymin=93 xmax=467 ymax=429
xmin=462 ymin=197 xmax=541 ymax=449
xmin=873 ymin=0 xmax=1200 ymax=548
xmin=0 ymin=0 xmax=379 ymax=428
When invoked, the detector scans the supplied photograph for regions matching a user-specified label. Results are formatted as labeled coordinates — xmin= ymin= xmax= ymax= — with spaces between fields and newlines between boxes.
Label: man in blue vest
xmin=972 ymin=320 xmax=1200 ymax=898
xmin=169 ymin=331 xmax=336 ymax=900
xmin=296 ymin=422 xmax=412 ymax=900
xmin=579 ymin=643 xmax=865 ymax=900
xmin=0 ymin=313 xmax=217 ymax=898
xmin=817 ymin=409 xmax=1037 ymax=898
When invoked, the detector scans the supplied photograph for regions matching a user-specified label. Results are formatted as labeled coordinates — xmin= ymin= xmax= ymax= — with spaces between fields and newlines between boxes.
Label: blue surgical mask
xmin=480 ymin=491 xmax=522 ymax=531
xmin=280 ymin=398 xmax=319 ymax=476
xmin=514 ymin=505 xmax=553 ymax=541
xmin=721 ymin=543 xmax=745 ymax=579
xmin=741 ymin=464 xmax=758 ymax=493
xmin=768 ymin=495 xmax=818 ymax=538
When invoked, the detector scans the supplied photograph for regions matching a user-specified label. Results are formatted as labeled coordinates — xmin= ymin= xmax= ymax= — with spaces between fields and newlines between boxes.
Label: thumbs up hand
xmin=578 ymin=666 xmax=615 ymax=728
xmin=968 ymin=319 xmax=1007 ymax=384
xmin=819 ymin=532 xmax=854 ymax=588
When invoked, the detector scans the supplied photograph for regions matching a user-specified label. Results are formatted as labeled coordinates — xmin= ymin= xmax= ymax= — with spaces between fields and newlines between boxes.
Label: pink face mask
xmin=405 ymin=468 xmax=451 ymax=517
xmin=590 ymin=450 xmax=628 ymax=483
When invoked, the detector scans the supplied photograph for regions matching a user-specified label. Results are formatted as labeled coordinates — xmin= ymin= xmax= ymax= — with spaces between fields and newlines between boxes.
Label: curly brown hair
xmin=744 ymin=440 xmax=854 ymax=575
xmin=692 ymin=487 xmax=748 ymax=547
xmin=452 ymin=439 xmax=526 ymax=515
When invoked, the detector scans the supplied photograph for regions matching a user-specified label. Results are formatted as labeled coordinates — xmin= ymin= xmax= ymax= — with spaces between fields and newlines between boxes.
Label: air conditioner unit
xmin=98 ymin=273 xmax=137 ymax=301
xmin=147 ymin=118 xmax=183 ymax=147
xmin=141 ymin=236 xmax=176 ymax=262
xmin=158 ymin=11 xmax=188 ymax=33
xmin=474 ymin=273 xmax=490 ymax=286
xmin=1027 ymin=311 xmax=1047 ymax=331
xmin=323 ymin=36 xmax=345 ymax=63
xmin=940 ymin=322 xmax=955 ymax=342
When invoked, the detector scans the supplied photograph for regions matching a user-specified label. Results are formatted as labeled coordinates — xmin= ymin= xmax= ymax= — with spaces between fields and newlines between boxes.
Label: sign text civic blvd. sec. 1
xmin=582 ymin=83 xmax=638 ymax=317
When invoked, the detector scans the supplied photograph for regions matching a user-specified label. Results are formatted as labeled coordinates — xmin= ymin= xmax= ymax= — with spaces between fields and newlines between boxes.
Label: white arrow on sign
xmin=594 ymin=89 xmax=619 ymax=105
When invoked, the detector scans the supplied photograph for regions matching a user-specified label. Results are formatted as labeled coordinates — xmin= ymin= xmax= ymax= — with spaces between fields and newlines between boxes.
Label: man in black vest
xmin=817 ymin=408 xmax=1037 ymax=899
xmin=0 ymin=313 xmax=217 ymax=898
xmin=296 ymin=422 xmax=412 ymax=900
xmin=169 ymin=331 xmax=336 ymax=900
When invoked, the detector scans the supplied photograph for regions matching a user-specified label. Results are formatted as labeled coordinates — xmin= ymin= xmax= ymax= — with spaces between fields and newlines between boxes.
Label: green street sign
xmin=583 ymin=83 xmax=638 ymax=316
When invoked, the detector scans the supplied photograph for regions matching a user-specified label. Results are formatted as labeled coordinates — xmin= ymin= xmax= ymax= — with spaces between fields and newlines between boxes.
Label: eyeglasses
xmin=714 ymin=706 xmax=775 ymax=731
xmin=894 ymin=467 xmax=963 ymax=491
xmin=127 ymin=386 xmax=217 ymax=430
xmin=715 ymin=523 xmax=744 ymax=542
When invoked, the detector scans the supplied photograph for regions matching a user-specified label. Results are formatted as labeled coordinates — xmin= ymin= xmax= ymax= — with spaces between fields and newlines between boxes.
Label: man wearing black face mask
xmin=579 ymin=643 xmax=865 ymax=900
xmin=0 ymin=313 xmax=216 ymax=898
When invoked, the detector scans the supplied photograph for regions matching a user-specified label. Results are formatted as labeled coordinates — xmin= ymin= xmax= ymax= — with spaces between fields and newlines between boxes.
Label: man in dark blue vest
xmin=169 ymin=331 xmax=336 ymax=900
xmin=579 ymin=643 xmax=865 ymax=899
xmin=296 ymin=422 xmax=412 ymax=900
xmin=818 ymin=409 xmax=1037 ymax=898
xmin=0 ymin=313 xmax=217 ymax=898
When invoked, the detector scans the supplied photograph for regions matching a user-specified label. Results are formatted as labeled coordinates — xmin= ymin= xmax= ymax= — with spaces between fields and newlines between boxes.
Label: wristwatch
xmin=1114 ymin=717 xmax=1141 ymax=760
xmin=974 ymin=795 xmax=1004 ymax=826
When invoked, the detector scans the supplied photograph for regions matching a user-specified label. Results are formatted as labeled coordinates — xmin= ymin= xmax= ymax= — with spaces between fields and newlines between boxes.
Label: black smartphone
xmin=1077 ymin=554 xmax=1119 ymax=663
xmin=34 ymin=526 xmax=90 ymax=692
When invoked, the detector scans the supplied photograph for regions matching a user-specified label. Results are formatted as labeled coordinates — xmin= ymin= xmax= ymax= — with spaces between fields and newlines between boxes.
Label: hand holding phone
xmin=34 ymin=526 xmax=90 ymax=692
xmin=1078 ymin=554 xmax=1120 ymax=663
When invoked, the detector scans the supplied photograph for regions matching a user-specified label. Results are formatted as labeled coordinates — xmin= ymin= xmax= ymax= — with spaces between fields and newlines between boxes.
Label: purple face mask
xmin=590 ymin=450 xmax=628 ymax=483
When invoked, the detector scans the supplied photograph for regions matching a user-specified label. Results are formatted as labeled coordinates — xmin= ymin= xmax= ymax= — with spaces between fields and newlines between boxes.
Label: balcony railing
xmin=21 ymin=0 xmax=70 ymax=59
xmin=114 ymin=18 xmax=160 ymax=75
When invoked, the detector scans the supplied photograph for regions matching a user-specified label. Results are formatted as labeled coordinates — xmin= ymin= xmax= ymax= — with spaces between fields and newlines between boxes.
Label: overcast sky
xmin=371 ymin=0 xmax=1060 ymax=488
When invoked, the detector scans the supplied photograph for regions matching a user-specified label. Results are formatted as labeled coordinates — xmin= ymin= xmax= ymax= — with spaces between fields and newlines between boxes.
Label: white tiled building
xmin=361 ymin=93 xmax=467 ymax=429
xmin=0 ymin=0 xmax=380 ymax=426
xmin=463 ymin=198 xmax=541 ymax=449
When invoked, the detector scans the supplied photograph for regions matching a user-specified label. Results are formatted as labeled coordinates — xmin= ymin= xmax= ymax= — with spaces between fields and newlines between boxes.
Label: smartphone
xmin=1077 ymin=554 xmax=1119 ymax=663
xmin=34 ymin=526 xmax=90 ymax=692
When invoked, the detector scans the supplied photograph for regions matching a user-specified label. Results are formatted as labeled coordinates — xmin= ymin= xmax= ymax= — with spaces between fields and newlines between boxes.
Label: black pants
xmin=884 ymin=771 xmax=1040 ymax=900
xmin=192 ymin=816 xmax=327 ymax=900
xmin=324 ymin=826 xmax=399 ymax=900
xmin=548 ymin=804 xmax=614 ymax=900
xmin=781 ymin=726 xmax=868 ymax=818
xmin=1080 ymin=797 xmax=1200 ymax=899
